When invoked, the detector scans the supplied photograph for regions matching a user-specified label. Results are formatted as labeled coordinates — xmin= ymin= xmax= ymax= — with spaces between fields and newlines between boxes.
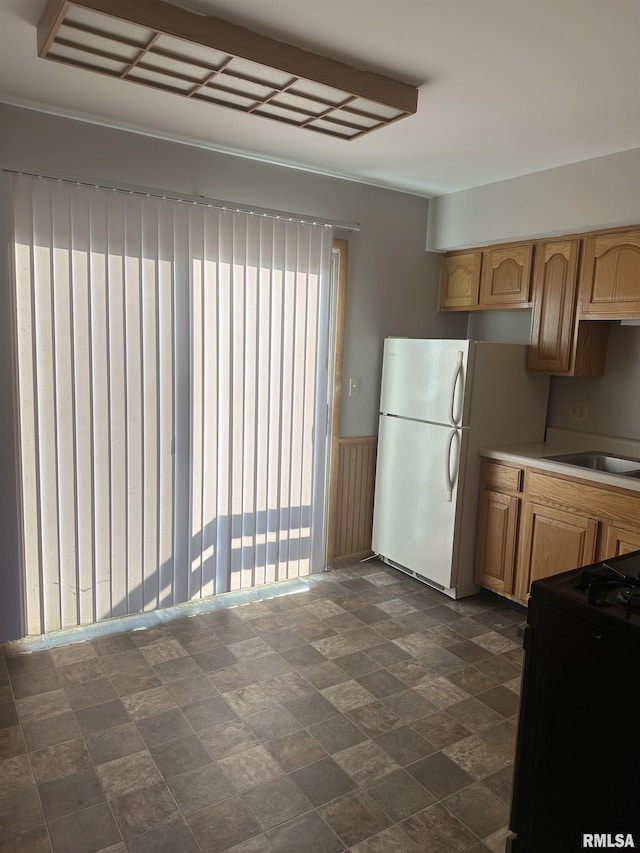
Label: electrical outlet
xmin=569 ymin=401 xmax=589 ymax=421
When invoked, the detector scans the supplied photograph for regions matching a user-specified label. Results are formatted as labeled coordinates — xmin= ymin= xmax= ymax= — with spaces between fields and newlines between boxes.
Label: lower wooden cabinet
xmin=475 ymin=488 xmax=519 ymax=596
xmin=601 ymin=523 xmax=640 ymax=558
xmin=475 ymin=458 xmax=640 ymax=606
xmin=515 ymin=503 xmax=598 ymax=601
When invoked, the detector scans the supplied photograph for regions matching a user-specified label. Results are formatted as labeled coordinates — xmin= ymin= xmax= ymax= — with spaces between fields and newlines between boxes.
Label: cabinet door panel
xmin=439 ymin=251 xmax=481 ymax=310
xmin=528 ymin=240 xmax=579 ymax=373
xmin=480 ymin=244 xmax=532 ymax=307
xmin=517 ymin=503 xmax=598 ymax=601
xmin=581 ymin=229 xmax=640 ymax=317
xmin=475 ymin=488 xmax=519 ymax=595
xmin=600 ymin=524 xmax=640 ymax=559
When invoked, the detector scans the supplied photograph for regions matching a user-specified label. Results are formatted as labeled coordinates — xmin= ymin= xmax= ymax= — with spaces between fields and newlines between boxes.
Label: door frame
xmin=325 ymin=237 xmax=348 ymax=570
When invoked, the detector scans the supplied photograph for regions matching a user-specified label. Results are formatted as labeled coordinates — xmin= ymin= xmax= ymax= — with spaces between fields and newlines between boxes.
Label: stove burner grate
xmin=570 ymin=563 xmax=640 ymax=620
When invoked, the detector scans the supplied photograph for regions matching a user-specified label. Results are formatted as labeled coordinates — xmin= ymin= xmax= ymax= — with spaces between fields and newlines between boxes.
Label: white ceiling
xmin=1 ymin=0 xmax=639 ymax=197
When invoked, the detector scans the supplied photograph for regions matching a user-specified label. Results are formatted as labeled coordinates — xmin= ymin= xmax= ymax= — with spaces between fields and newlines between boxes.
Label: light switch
xmin=348 ymin=377 xmax=361 ymax=397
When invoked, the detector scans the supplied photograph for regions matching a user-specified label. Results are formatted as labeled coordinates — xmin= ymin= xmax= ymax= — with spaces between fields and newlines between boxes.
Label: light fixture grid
xmin=38 ymin=0 xmax=418 ymax=140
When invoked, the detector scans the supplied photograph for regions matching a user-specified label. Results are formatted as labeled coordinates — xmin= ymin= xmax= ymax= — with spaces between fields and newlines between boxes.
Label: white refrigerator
xmin=371 ymin=338 xmax=549 ymax=598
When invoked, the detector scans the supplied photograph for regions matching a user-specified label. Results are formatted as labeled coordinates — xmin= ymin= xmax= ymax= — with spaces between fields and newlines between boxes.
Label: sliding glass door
xmin=8 ymin=173 xmax=333 ymax=634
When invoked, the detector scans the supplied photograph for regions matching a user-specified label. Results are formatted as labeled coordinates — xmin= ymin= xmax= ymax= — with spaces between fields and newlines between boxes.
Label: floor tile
xmin=164 ymin=670 xmax=222 ymax=706
xmin=321 ymin=680 xmax=375 ymax=712
xmin=218 ymin=744 xmax=283 ymax=792
xmin=121 ymin=686 xmax=177 ymax=721
xmin=483 ymin=764 xmax=514 ymax=803
xmin=74 ymin=698 xmax=130 ymax=735
xmin=0 ymin=823 xmax=52 ymax=853
xmin=446 ymin=696 xmax=505 ymax=732
xmin=365 ymin=768 xmax=435 ymax=822
xmin=356 ymin=669 xmax=406 ymax=699
xmin=401 ymin=802 xmax=478 ymax=853
xmin=56 ymin=658 xmax=106 ymax=686
xmin=347 ymin=700 xmax=401 ymax=737
xmin=245 ymin=704 xmax=300 ymax=741
xmin=311 ymin=635 xmax=359 ymax=660
xmin=199 ymin=719 xmax=260 ymax=759
xmin=443 ymin=733 xmax=514 ymax=780
xmin=135 ymin=707 xmax=194 ymax=748
xmin=349 ymin=824 xmax=420 ymax=853
xmin=0 ymin=725 xmax=26 ymax=760
xmin=38 ymin=767 xmax=104 ymax=820
xmin=333 ymin=740 xmax=399 ymax=785
xmin=289 ymin=756 xmax=356 ymax=805
xmin=318 ymin=788 xmax=391 ymax=847
xmin=477 ymin=685 xmax=520 ymax=718
xmin=47 ymin=802 xmax=121 ymax=853
xmin=150 ymin=733 xmax=212 ymax=779
xmin=265 ymin=810 xmax=343 ymax=853
xmin=84 ymin=722 xmax=146 ymax=765
xmin=411 ymin=710 xmax=472 ymax=748
xmin=96 ymin=749 xmax=163 ymax=799
xmin=16 ymin=690 xmax=70 ymax=723
xmin=0 ymin=787 xmax=43 ymax=837
xmin=0 ymin=752 xmax=35 ymax=796
xmin=333 ymin=651 xmax=382 ymax=681
xmin=126 ymin=817 xmax=200 ymax=853
xmin=374 ymin=725 xmax=436 ymax=766
xmin=443 ymin=781 xmax=510 ymax=837
xmin=283 ymin=692 xmax=336 ymax=726
xmin=187 ymin=796 xmax=262 ymax=852
xmin=447 ymin=666 xmax=499 ymax=696
xmin=63 ymin=678 xmax=118 ymax=710
xmin=306 ymin=714 xmax=367 ymax=754
xmin=22 ymin=712 xmax=82 ymax=752
xmin=241 ymin=775 xmax=312 ymax=830
xmin=166 ymin=762 xmax=235 ymax=814
xmin=192 ymin=646 xmax=239 ymax=673
xmin=9 ymin=661 xmax=61 ymax=695
xmin=263 ymin=729 xmax=327 ymax=772
xmin=110 ymin=780 xmax=180 ymax=839
xmin=406 ymin=751 xmax=473 ymax=799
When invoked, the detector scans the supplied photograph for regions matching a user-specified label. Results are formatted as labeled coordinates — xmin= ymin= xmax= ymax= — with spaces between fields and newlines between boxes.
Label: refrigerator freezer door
xmin=372 ymin=414 xmax=465 ymax=591
xmin=379 ymin=338 xmax=472 ymax=426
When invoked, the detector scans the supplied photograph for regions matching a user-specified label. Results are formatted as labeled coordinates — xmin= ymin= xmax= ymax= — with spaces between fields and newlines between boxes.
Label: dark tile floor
xmin=0 ymin=559 xmax=525 ymax=853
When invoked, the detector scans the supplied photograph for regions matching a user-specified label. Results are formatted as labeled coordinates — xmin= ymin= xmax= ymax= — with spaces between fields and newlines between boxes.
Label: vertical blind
xmin=8 ymin=172 xmax=333 ymax=635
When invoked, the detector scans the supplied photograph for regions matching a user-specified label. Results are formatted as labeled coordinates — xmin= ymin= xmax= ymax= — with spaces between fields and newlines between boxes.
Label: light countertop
xmin=479 ymin=428 xmax=640 ymax=494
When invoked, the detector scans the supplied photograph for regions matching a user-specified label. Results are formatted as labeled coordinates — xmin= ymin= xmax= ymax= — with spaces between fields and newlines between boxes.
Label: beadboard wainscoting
xmin=332 ymin=435 xmax=377 ymax=567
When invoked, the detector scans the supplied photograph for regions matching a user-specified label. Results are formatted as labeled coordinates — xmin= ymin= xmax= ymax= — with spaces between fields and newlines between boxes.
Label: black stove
xmin=507 ymin=550 xmax=640 ymax=852
xmin=527 ymin=549 xmax=640 ymax=642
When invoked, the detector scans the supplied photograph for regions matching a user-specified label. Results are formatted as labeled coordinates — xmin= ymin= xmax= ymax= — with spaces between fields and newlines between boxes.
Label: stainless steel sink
xmin=543 ymin=451 xmax=640 ymax=477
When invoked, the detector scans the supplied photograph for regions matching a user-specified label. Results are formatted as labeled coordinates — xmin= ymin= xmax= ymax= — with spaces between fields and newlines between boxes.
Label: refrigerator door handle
xmin=444 ymin=427 xmax=460 ymax=501
xmin=449 ymin=351 xmax=464 ymax=426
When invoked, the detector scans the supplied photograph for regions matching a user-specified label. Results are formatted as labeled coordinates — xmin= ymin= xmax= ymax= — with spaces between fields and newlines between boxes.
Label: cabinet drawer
xmin=482 ymin=461 xmax=523 ymax=493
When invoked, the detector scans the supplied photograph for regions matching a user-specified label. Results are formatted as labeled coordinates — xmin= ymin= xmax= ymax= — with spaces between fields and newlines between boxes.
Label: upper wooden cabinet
xmin=479 ymin=243 xmax=533 ymax=308
xmin=580 ymin=227 xmax=640 ymax=318
xmin=439 ymin=250 xmax=482 ymax=310
xmin=439 ymin=243 xmax=532 ymax=311
xmin=527 ymin=238 xmax=608 ymax=377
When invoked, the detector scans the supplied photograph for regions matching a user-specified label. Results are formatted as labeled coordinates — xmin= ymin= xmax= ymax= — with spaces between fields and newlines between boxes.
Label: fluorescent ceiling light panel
xmin=37 ymin=0 xmax=419 ymax=140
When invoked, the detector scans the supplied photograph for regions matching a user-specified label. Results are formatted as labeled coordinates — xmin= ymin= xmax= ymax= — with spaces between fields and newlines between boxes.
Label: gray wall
xmin=0 ymin=103 xmax=467 ymax=640
xmin=547 ymin=324 xmax=640 ymax=442
xmin=427 ymin=147 xmax=640 ymax=252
